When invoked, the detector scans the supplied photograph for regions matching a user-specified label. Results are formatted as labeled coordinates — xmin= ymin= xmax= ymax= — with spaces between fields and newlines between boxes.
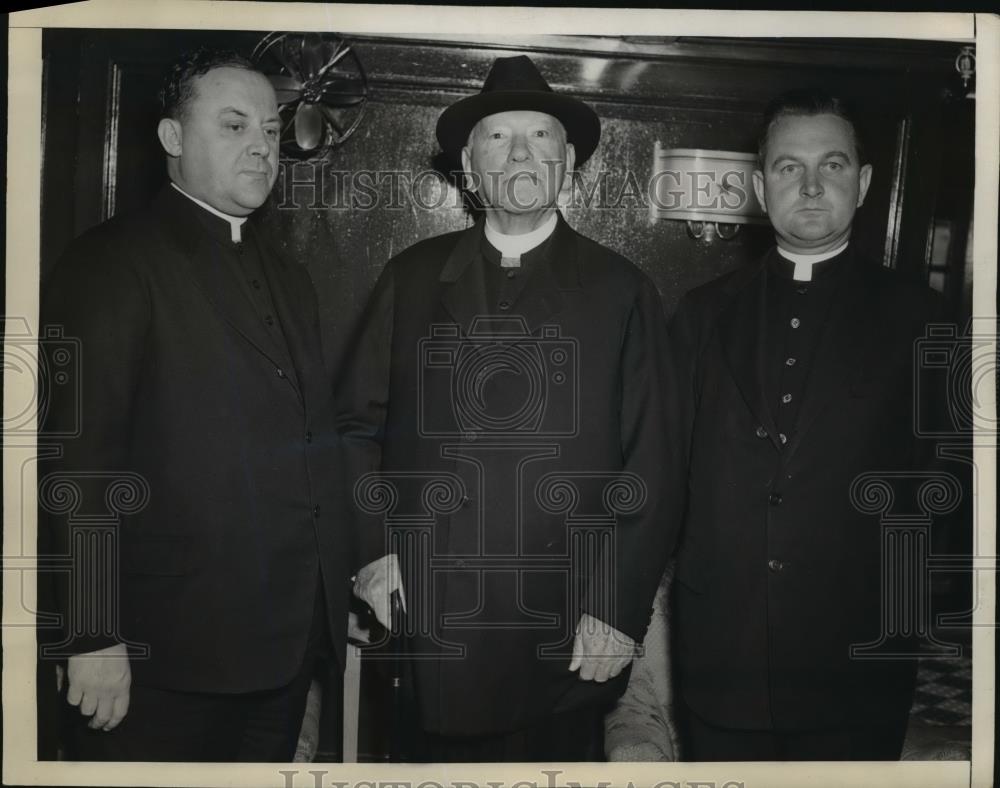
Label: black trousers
xmin=417 ymin=705 xmax=607 ymax=762
xmin=679 ymin=702 xmax=910 ymax=761
xmin=65 ymin=579 xmax=333 ymax=762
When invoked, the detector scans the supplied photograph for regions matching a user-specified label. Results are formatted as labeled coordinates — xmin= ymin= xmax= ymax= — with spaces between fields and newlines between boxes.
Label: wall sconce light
xmin=686 ymin=220 xmax=740 ymax=243
xmin=650 ymin=143 xmax=769 ymax=242
xmin=955 ymin=45 xmax=976 ymax=98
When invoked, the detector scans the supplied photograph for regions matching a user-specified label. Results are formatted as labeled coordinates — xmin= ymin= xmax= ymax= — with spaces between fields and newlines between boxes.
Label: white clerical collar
xmin=484 ymin=212 xmax=558 ymax=267
xmin=776 ymin=241 xmax=849 ymax=282
xmin=171 ymin=182 xmax=247 ymax=243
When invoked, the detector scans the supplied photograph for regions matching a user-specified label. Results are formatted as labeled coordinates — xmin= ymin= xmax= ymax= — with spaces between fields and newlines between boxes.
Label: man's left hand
xmin=352 ymin=553 xmax=405 ymax=631
xmin=568 ymin=613 xmax=637 ymax=682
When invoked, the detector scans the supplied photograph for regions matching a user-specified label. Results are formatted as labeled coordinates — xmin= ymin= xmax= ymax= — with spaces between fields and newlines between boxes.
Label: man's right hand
xmin=66 ymin=642 xmax=131 ymax=731
xmin=352 ymin=553 xmax=405 ymax=630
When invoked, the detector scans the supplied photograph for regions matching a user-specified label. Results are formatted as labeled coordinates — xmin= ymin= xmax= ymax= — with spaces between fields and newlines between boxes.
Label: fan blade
xmin=302 ymin=33 xmax=325 ymax=79
xmin=294 ymin=103 xmax=324 ymax=150
xmin=269 ymin=74 xmax=303 ymax=91
xmin=318 ymin=92 xmax=367 ymax=107
xmin=316 ymin=43 xmax=353 ymax=79
xmin=269 ymin=75 xmax=303 ymax=105
xmin=315 ymin=74 xmax=366 ymax=94
xmin=272 ymin=37 xmax=302 ymax=82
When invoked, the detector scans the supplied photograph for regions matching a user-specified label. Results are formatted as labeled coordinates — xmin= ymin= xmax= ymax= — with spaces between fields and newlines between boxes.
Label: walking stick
xmin=386 ymin=588 xmax=406 ymax=761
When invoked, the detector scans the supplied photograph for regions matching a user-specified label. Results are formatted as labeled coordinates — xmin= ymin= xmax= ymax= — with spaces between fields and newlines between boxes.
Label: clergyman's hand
xmin=352 ymin=553 xmax=405 ymax=630
xmin=568 ymin=613 xmax=636 ymax=682
xmin=66 ymin=642 xmax=131 ymax=731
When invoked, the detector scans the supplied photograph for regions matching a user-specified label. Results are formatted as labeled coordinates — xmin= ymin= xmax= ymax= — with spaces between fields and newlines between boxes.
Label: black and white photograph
xmin=2 ymin=3 xmax=997 ymax=788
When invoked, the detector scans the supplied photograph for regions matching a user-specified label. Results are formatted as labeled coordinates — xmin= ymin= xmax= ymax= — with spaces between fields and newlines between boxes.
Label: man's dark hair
xmin=757 ymin=88 xmax=867 ymax=168
xmin=159 ymin=47 xmax=257 ymax=121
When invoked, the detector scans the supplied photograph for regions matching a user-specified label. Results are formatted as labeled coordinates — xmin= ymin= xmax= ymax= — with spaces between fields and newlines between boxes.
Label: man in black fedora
xmin=343 ymin=55 xmax=682 ymax=761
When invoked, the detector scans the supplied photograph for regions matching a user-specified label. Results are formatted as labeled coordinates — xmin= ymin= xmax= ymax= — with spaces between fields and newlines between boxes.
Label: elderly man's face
xmin=461 ymin=111 xmax=574 ymax=217
xmin=159 ymin=66 xmax=280 ymax=216
xmin=752 ymin=113 xmax=872 ymax=255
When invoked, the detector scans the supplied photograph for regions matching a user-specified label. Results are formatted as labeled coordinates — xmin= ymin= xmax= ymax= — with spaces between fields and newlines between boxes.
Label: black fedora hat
xmin=436 ymin=55 xmax=601 ymax=166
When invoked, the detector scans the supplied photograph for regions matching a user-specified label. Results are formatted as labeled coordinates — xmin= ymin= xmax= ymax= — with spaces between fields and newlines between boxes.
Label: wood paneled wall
xmin=40 ymin=30 xmax=969 ymax=371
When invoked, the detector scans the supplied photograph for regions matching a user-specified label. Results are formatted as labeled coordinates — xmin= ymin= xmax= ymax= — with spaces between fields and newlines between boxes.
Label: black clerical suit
xmin=341 ymin=215 xmax=682 ymax=760
xmin=40 ymin=184 xmax=352 ymax=761
xmin=670 ymin=245 xmax=938 ymax=760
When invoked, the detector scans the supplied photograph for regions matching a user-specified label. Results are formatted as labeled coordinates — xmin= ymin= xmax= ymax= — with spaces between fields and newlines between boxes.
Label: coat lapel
xmin=154 ymin=186 xmax=303 ymax=402
xmin=510 ymin=214 xmax=579 ymax=334
xmin=440 ymin=220 xmax=490 ymax=333
xmin=255 ymin=229 xmax=322 ymax=410
xmin=785 ymin=251 xmax=874 ymax=457
xmin=439 ymin=214 xmax=579 ymax=336
xmin=718 ymin=258 xmax=781 ymax=451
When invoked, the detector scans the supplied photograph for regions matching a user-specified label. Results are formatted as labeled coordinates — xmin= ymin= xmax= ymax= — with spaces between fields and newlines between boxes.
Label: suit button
xmin=251 ymin=279 xmax=261 ymax=290
xmin=276 ymin=368 xmax=285 ymax=379
xmin=768 ymin=558 xmax=784 ymax=572
xmin=305 ymin=431 xmax=313 ymax=444
xmin=312 ymin=505 xmax=321 ymax=517
xmin=264 ymin=314 xmax=274 ymax=326
xmin=768 ymin=492 xmax=782 ymax=505
xmin=498 ymin=300 xmax=511 ymax=311
xmin=755 ymin=425 xmax=768 ymax=439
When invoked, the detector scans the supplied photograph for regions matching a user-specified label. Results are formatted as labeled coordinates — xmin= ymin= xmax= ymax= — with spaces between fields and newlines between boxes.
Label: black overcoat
xmin=670 ymin=245 xmax=938 ymax=731
xmin=341 ymin=215 xmax=683 ymax=736
xmin=40 ymin=185 xmax=354 ymax=693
